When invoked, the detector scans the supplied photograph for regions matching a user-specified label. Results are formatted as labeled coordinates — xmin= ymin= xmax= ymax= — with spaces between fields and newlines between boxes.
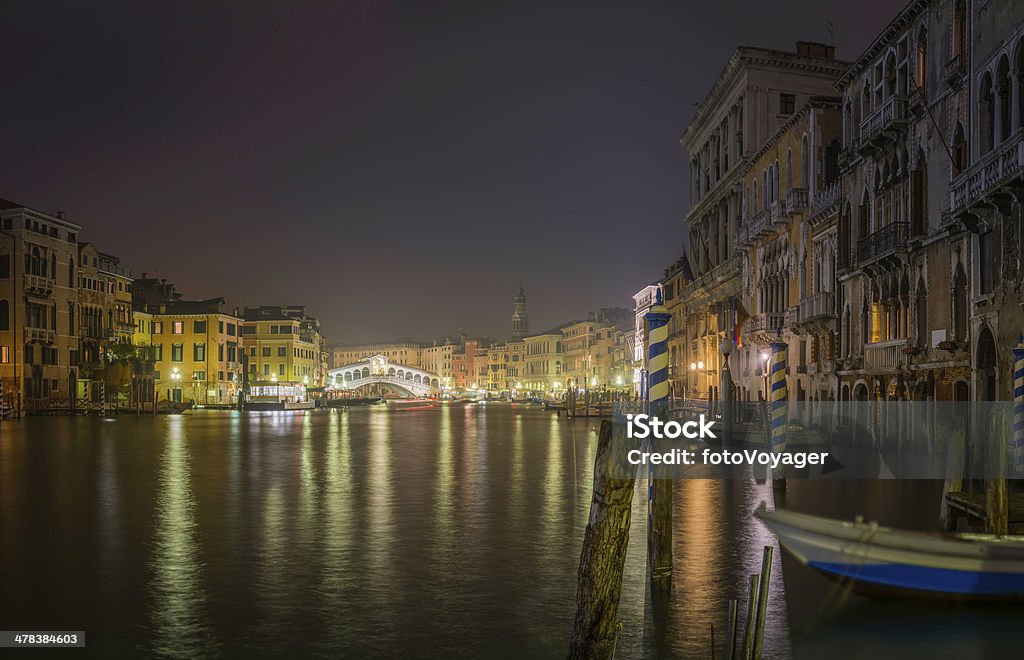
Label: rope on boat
xmin=791 ymin=520 xmax=880 ymax=640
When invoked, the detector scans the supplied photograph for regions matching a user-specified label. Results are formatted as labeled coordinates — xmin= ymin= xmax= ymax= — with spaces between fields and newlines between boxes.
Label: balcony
xmin=24 ymin=273 xmax=54 ymax=297
xmin=943 ymin=54 xmax=966 ymax=87
xmin=856 ymin=222 xmax=909 ymax=266
xmin=948 ymin=129 xmax=1024 ymax=217
xmin=768 ymin=200 xmax=785 ymax=227
xmin=738 ymin=209 xmax=768 ymax=247
xmin=742 ymin=312 xmax=785 ymax=346
xmin=858 ymin=95 xmax=908 ymax=148
xmin=864 ymin=338 xmax=908 ymax=371
xmin=784 ymin=188 xmax=809 ymax=216
xmin=810 ymin=181 xmax=841 ymax=218
xmin=784 ymin=306 xmax=799 ymax=329
xmin=798 ymin=291 xmax=836 ymax=324
xmin=26 ymin=327 xmax=55 ymax=344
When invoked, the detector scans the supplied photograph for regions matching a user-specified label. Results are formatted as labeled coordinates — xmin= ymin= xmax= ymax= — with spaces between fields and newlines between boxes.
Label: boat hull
xmin=757 ymin=506 xmax=1024 ymax=601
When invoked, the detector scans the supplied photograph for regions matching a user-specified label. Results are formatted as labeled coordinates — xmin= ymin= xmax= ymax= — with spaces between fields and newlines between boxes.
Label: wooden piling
xmin=940 ymin=417 xmax=966 ymax=531
xmin=751 ymin=546 xmax=773 ymax=660
xmin=726 ymin=598 xmax=738 ymax=660
xmin=741 ymin=574 xmax=758 ymax=660
xmin=568 ymin=419 xmax=639 ymax=660
xmin=985 ymin=407 xmax=1009 ymax=536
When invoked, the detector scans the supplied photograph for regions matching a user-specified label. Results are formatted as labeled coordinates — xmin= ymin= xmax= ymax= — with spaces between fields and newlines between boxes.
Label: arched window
xmin=952 ymin=264 xmax=968 ymax=342
xmin=786 ymin=148 xmax=793 ymax=191
xmin=954 ymin=1 xmax=967 ymax=63
xmin=911 ymin=149 xmax=927 ymax=235
xmin=0 ymin=299 xmax=8 ymax=331
xmin=916 ymin=27 xmax=927 ymax=97
xmin=915 ymin=279 xmax=928 ymax=348
xmin=68 ymin=257 xmax=75 ymax=288
xmin=50 ymin=253 xmax=56 ymax=279
xmin=762 ymin=170 xmax=768 ymax=209
xmin=800 ymin=135 xmax=809 ymax=187
xmin=859 ymin=190 xmax=870 ymax=239
xmin=997 ymin=56 xmax=1011 ymax=144
xmin=774 ymin=160 xmax=780 ymax=202
xmin=980 ymin=73 xmax=995 ymax=154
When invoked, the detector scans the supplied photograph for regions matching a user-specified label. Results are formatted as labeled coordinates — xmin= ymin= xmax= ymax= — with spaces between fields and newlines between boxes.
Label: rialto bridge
xmin=327 ymin=354 xmax=440 ymax=398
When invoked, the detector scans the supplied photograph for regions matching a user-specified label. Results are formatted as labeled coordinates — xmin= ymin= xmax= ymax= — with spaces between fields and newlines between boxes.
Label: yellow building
xmin=333 ymin=341 xmax=423 ymax=369
xmin=242 ymin=307 xmax=318 ymax=392
xmin=147 ymin=298 xmax=243 ymax=405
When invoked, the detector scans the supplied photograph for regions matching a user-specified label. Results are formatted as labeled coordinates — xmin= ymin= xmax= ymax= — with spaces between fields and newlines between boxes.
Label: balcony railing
xmin=856 ymin=222 xmax=909 ymax=265
xmin=26 ymin=327 xmax=56 ymax=344
xmin=743 ymin=313 xmax=784 ymax=335
xmin=768 ymin=200 xmax=784 ymax=226
xmin=858 ymin=95 xmax=908 ymax=147
xmin=864 ymin=338 xmax=908 ymax=371
xmin=943 ymin=54 xmax=965 ymax=85
xmin=784 ymin=306 xmax=799 ymax=329
xmin=24 ymin=273 xmax=54 ymax=296
xmin=811 ymin=181 xmax=841 ymax=217
xmin=948 ymin=128 xmax=1024 ymax=216
xmin=798 ymin=291 xmax=836 ymax=324
xmin=784 ymin=188 xmax=809 ymax=215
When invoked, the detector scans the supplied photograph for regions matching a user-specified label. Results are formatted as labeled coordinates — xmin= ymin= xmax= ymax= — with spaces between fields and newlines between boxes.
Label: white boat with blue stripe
xmin=756 ymin=505 xmax=1024 ymax=601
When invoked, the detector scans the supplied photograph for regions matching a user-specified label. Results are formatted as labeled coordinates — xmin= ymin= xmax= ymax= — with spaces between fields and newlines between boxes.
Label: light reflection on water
xmin=1 ymin=408 xmax=1021 ymax=658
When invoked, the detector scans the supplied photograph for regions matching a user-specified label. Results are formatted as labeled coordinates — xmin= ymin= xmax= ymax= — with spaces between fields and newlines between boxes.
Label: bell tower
xmin=511 ymin=284 xmax=529 ymax=340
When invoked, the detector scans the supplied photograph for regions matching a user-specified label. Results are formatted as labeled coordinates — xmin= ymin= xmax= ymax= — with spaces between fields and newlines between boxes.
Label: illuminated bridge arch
xmin=327 ymin=354 xmax=440 ymax=398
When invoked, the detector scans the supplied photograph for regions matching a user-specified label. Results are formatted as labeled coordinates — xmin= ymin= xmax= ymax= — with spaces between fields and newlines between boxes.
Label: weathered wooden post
xmin=985 ymin=407 xmax=1009 ymax=536
xmin=770 ymin=336 xmax=788 ymax=488
xmin=1014 ymin=340 xmax=1024 ymax=472
xmin=751 ymin=545 xmax=773 ymax=660
xmin=741 ymin=574 xmax=758 ymax=660
xmin=568 ymin=419 xmax=639 ymax=660
xmin=939 ymin=417 xmax=966 ymax=531
xmin=726 ymin=598 xmax=739 ymax=660
xmin=645 ymin=290 xmax=673 ymax=590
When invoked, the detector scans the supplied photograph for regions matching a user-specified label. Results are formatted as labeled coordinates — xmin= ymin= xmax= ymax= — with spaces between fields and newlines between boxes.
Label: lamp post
xmin=720 ymin=337 xmax=734 ymax=446
xmin=171 ymin=367 xmax=181 ymax=404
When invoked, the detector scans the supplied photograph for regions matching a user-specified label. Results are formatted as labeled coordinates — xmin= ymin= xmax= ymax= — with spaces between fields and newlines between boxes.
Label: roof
xmin=835 ymin=0 xmax=927 ymax=88
xmin=156 ymin=298 xmax=230 ymax=316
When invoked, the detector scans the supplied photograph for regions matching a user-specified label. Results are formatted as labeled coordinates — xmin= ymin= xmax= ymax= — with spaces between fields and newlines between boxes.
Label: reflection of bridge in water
xmin=327 ymin=354 xmax=440 ymax=398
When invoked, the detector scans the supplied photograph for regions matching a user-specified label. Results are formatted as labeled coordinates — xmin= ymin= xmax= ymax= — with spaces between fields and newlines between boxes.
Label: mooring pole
xmin=568 ymin=420 xmax=639 ymax=660
xmin=770 ymin=335 xmax=788 ymax=488
xmin=1013 ymin=340 xmax=1024 ymax=473
xmin=751 ymin=545 xmax=773 ymax=660
xmin=645 ymin=289 xmax=672 ymax=590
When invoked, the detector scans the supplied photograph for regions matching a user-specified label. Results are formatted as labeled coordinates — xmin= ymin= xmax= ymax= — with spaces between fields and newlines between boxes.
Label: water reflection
xmin=149 ymin=416 xmax=217 ymax=657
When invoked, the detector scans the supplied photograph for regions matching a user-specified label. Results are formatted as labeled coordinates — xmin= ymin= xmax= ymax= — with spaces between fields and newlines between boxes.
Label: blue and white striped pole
xmin=1013 ymin=337 xmax=1024 ymax=473
xmin=770 ymin=338 xmax=788 ymax=453
xmin=645 ymin=289 xmax=671 ymax=495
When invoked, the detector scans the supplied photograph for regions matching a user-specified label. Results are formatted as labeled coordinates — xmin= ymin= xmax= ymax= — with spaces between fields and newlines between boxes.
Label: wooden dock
xmin=943 ymin=491 xmax=1024 ymax=531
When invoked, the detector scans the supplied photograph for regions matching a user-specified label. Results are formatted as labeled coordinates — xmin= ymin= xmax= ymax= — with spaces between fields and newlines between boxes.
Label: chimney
xmin=796 ymin=41 xmax=835 ymax=59
xmin=56 ymin=210 xmax=66 ymax=220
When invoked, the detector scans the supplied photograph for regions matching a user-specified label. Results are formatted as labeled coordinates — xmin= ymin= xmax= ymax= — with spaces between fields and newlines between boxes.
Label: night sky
xmin=0 ymin=1 xmax=898 ymax=344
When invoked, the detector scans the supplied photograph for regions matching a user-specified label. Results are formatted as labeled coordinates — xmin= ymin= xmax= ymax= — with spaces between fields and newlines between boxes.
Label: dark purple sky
xmin=0 ymin=1 xmax=897 ymax=344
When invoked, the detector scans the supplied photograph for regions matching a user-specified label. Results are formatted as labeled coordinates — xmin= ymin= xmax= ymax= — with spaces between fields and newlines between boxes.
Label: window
xmin=171 ymin=343 xmax=183 ymax=362
xmin=262 ymin=347 xmax=271 ymax=357
xmin=193 ymin=371 xmax=206 ymax=381
xmin=263 ymin=363 xmax=270 ymax=376
xmin=780 ymin=93 xmax=796 ymax=115
xmin=0 ymin=299 xmax=7 ymax=331
xmin=916 ymin=27 xmax=927 ymax=96
xmin=153 ymin=344 xmax=163 ymax=361
xmin=271 ymin=325 xmax=279 ymax=334
xmin=0 ymin=346 xmax=8 ymax=363
xmin=916 ymin=280 xmax=928 ymax=348
xmin=153 ymin=321 xmax=163 ymax=334
xmin=194 ymin=343 xmax=206 ymax=361
xmin=0 ymin=251 xmax=8 ymax=278
xmin=194 ymin=320 xmax=207 ymax=333
xmin=952 ymin=264 xmax=967 ymax=342
xmin=68 ymin=257 xmax=74 ymax=287
xmin=172 ymin=321 xmax=184 ymax=334
xmin=278 ymin=364 xmax=285 ymax=376
xmin=979 ymin=230 xmax=996 ymax=295
xmin=278 ymin=347 xmax=286 ymax=357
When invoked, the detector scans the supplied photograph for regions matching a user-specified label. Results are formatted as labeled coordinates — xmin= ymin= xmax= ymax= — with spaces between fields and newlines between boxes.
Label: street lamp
xmin=171 ymin=367 xmax=181 ymax=404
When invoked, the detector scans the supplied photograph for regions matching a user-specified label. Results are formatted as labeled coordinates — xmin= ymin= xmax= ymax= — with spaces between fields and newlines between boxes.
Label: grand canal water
xmin=1 ymin=405 xmax=1022 ymax=658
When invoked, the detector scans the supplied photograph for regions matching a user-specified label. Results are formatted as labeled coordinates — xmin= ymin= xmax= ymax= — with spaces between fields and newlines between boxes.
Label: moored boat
xmin=756 ymin=505 xmax=1024 ymax=601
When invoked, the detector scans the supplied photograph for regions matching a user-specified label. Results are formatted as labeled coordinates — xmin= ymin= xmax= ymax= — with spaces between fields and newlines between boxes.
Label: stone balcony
xmin=24 ymin=273 xmax=54 ymax=297
xmin=943 ymin=54 xmax=966 ymax=87
xmin=864 ymin=338 xmax=908 ymax=371
xmin=856 ymin=222 xmax=910 ymax=267
xmin=738 ymin=208 xmax=768 ymax=247
xmin=784 ymin=188 xmax=809 ymax=216
xmin=810 ymin=181 xmax=841 ymax=219
xmin=742 ymin=312 xmax=785 ymax=346
xmin=858 ymin=95 xmax=909 ymax=148
xmin=768 ymin=200 xmax=785 ymax=227
xmin=26 ymin=326 xmax=55 ymax=344
xmin=798 ymin=291 xmax=836 ymax=324
xmin=948 ymin=128 xmax=1024 ymax=218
